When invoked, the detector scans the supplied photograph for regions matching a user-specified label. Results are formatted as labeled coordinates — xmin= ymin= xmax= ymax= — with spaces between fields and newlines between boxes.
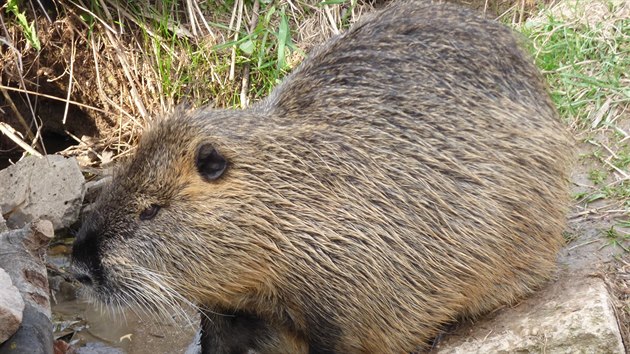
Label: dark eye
xmin=139 ymin=204 xmax=161 ymax=221
xmin=196 ymin=143 xmax=227 ymax=181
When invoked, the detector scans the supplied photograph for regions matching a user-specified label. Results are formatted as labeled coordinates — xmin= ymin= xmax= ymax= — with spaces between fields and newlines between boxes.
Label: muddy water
xmin=49 ymin=245 xmax=196 ymax=354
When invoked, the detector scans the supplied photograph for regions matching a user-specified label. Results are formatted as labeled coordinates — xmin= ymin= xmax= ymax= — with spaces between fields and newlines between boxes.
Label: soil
xmin=566 ymin=146 xmax=630 ymax=349
xmin=1 ymin=13 xmax=147 ymax=170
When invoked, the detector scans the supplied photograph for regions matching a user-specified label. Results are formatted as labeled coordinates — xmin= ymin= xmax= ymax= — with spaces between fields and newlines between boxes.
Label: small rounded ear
xmin=196 ymin=143 xmax=228 ymax=181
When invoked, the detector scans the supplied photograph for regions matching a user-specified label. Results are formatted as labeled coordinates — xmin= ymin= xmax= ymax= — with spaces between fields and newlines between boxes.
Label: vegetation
xmin=0 ymin=0 xmax=373 ymax=162
xmin=520 ymin=1 xmax=629 ymax=209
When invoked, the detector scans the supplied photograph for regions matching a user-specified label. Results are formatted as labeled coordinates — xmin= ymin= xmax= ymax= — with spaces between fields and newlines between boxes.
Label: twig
xmin=0 ymin=84 xmax=106 ymax=113
xmin=229 ymin=0 xmax=245 ymax=81
xmin=0 ymin=15 xmax=43 ymax=152
xmin=569 ymin=209 xmax=597 ymax=219
xmin=0 ymin=122 xmax=43 ymax=157
xmin=89 ymin=34 xmax=139 ymax=125
xmin=518 ymin=0 xmax=525 ymax=25
xmin=68 ymin=0 xmax=118 ymax=34
xmin=566 ymin=239 xmax=601 ymax=251
xmin=588 ymin=139 xmax=630 ymax=180
xmin=570 ymin=208 xmax=627 ymax=219
xmin=62 ymin=36 xmax=77 ymax=124
xmin=186 ymin=0 xmax=198 ymax=36
xmin=590 ymin=98 xmax=612 ymax=128
xmin=64 ymin=130 xmax=104 ymax=162
xmin=603 ymin=158 xmax=630 ymax=180
xmin=103 ymin=30 xmax=148 ymax=119
xmin=324 ymin=4 xmax=340 ymax=35
xmin=601 ymin=141 xmax=620 ymax=160
xmin=615 ymin=126 xmax=629 ymax=140
xmin=605 ymin=175 xmax=630 ymax=188
xmin=240 ymin=0 xmax=260 ymax=109
xmin=495 ymin=3 xmax=519 ymax=22
xmin=569 ymin=202 xmax=622 ymax=218
xmin=31 ymin=117 xmax=43 ymax=152
xmin=32 ymin=0 xmax=52 ymax=23
xmin=227 ymin=1 xmax=238 ymax=81
xmin=0 ymin=87 xmax=34 ymax=140
xmin=192 ymin=0 xmax=215 ymax=39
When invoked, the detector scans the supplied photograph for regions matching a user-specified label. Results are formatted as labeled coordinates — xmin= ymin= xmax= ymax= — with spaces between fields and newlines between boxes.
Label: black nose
xmin=72 ymin=270 xmax=94 ymax=286
xmin=72 ymin=217 xmax=104 ymax=287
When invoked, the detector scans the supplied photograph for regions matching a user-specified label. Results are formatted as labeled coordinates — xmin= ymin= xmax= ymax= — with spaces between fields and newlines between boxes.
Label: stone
xmin=434 ymin=276 xmax=625 ymax=354
xmin=0 ymin=155 xmax=85 ymax=230
xmin=184 ymin=330 xmax=201 ymax=354
xmin=0 ymin=268 xmax=25 ymax=343
xmin=0 ymin=209 xmax=6 ymax=233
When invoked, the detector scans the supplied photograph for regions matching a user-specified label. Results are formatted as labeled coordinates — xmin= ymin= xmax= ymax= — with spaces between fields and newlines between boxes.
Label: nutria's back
xmin=72 ymin=1 xmax=572 ymax=353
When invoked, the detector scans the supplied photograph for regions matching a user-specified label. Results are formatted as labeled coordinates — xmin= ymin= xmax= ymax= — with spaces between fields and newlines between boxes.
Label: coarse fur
xmin=72 ymin=1 xmax=573 ymax=353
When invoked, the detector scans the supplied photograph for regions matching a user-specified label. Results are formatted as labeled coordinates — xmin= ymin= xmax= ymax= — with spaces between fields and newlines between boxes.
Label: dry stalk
xmin=185 ymin=0 xmax=198 ymax=36
xmin=69 ymin=0 xmax=118 ymax=34
xmin=604 ymin=158 xmax=630 ymax=180
xmin=240 ymin=0 xmax=260 ymax=109
xmin=518 ymin=0 xmax=526 ymax=24
xmin=103 ymin=29 xmax=148 ymax=120
xmin=496 ymin=3 xmax=519 ymax=22
xmin=229 ymin=0 xmax=245 ymax=81
xmin=0 ymin=122 xmax=43 ymax=157
xmin=96 ymin=0 xmax=118 ymax=30
xmin=89 ymin=34 xmax=138 ymax=124
xmin=0 ymin=86 xmax=34 ymax=140
xmin=323 ymin=4 xmax=340 ymax=35
xmin=62 ymin=35 xmax=77 ymax=124
xmin=192 ymin=0 xmax=214 ymax=39
xmin=0 ymin=13 xmax=44 ymax=151
xmin=0 ymin=84 xmax=106 ymax=113
xmin=64 ymin=129 xmax=104 ymax=162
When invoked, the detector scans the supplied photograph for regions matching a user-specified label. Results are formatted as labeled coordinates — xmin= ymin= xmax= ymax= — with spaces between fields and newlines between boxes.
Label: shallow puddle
xmin=49 ymin=241 xmax=197 ymax=354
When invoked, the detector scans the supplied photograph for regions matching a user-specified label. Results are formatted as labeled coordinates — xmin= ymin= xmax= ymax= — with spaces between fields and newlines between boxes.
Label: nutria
xmin=71 ymin=0 xmax=573 ymax=353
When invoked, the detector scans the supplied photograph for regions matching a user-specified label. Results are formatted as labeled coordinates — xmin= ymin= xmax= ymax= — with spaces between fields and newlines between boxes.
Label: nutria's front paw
xmin=198 ymin=309 xmax=307 ymax=354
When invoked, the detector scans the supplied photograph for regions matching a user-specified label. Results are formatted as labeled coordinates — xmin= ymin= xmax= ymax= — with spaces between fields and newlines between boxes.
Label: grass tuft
xmin=518 ymin=0 xmax=630 ymax=207
xmin=521 ymin=5 xmax=630 ymax=129
xmin=4 ymin=0 xmax=41 ymax=50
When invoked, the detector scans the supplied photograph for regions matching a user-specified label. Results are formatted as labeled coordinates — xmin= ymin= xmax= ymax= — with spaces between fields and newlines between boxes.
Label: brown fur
xmin=72 ymin=1 xmax=573 ymax=353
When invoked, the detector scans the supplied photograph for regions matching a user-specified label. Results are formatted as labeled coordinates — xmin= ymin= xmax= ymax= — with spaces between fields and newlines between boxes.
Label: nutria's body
xmin=72 ymin=1 xmax=572 ymax=353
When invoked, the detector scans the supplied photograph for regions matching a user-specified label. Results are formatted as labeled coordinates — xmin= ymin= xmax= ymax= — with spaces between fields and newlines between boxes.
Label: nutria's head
xmin=71 ymin=109 xmax=275 ymax=316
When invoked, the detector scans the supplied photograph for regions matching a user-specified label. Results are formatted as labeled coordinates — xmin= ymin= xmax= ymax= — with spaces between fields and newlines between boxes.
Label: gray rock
xmin=0 ymin=210 xmax=6 ymax=233
xmin=0 ymin=221 xmax=54 ymax=354
xmin=184 ymin=330 xmax=201 ymax=354
xmin=0 ymin=268 xmax=25 ymax=343
xmin=434 ymin=276 xmax=624 ymax=354
xmin=0 ymin=155 xmax=85 ymax=230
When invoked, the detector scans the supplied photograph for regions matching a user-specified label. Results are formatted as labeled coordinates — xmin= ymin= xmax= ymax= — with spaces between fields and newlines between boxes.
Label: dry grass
xmin=0 ymin=0 xmax=546 ymax=168
xmin=0 ymin=0 xmax=376 ymax=167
